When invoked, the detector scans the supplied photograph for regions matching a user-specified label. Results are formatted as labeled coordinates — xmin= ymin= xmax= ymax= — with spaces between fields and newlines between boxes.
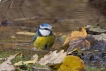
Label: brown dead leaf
xmin=67 ymin=37 xmax=90 ymax=54
xmin=0 ymin=53 xmax=18 ymax=71
xmin=60 ymin=27 xmax=90 ymax=53
xmin=63 ymin=27 xmax=87 ymax=45
xmin=38 ymin=50 xmax=66 ymax=65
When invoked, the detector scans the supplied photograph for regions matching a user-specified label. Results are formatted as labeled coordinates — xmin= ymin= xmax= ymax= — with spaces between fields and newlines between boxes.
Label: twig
xmin=0 ymin=0 xmax=14 ymax=25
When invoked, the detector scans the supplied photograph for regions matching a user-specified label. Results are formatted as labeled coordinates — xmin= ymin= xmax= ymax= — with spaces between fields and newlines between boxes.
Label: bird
xmin=33 ymin=23 xmax=55 ymax=50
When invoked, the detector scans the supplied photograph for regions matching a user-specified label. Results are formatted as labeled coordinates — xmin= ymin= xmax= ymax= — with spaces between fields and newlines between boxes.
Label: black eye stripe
xmin=40 ymin=28 xmax=51 ymax=31
xmin=44 ymin=28 xmax=49 ymax=30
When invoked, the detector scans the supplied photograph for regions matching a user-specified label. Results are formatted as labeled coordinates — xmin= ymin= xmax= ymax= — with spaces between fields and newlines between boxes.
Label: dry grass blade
xmin=16 ymin=31 xmax=35 ymax=36
xmin=14 ymin=54 xmax=38 ymax=66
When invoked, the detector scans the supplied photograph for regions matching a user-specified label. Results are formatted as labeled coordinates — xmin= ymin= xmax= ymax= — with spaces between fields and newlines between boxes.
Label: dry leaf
xmin=38 ymin=50 xmax=67 ymax=65
xmin=0 ymin=53 xmax=18 ymax=71
xmin=61 ymin=27 xmax=90 ymax=53
xmin=10 ymin=35 xmax=16 ymax=39
xmin=58 ymin=55 xmax=86 ymax=71
xmin=63 ymin=27 xmax=87 ymax=45
xmin=67 ymin=37 xmax=90 ymax=54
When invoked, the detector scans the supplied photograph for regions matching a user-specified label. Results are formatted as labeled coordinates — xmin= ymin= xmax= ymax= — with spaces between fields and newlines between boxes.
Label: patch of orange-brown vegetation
xmin=63 ymin=27 xmax=87 ymax=45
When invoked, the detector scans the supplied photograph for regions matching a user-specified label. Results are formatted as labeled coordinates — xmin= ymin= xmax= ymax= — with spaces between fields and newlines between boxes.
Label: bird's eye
xmin=44 ymin=28 xmax=49 ymax=30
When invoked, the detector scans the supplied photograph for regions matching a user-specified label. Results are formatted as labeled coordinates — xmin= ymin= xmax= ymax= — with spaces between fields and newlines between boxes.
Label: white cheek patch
xmin=40 ymin=25 xmax=52 ymax=31
xmin=39 ymin=29 xmax=50 ymax=36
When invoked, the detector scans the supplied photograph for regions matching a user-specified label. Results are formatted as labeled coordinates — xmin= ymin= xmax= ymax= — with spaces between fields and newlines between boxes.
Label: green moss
xmin=11 ymin=49 xmax=36 ymax=64
xmin=0 ymin=60 xmax=3 ymax=64
xmin=86 ymin=66 xmax=103 ymax=71
xmin=0 ymin=51 xmax=12 ymax=58
xmin=0 ymin=38 xmax=11 ymax=42
xmin=34 ymin=64 xmax=44 ymax=68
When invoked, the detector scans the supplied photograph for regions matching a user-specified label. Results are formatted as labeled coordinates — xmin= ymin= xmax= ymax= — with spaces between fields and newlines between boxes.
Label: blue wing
xmin=32 ymin=33 xmax=38 ymax=42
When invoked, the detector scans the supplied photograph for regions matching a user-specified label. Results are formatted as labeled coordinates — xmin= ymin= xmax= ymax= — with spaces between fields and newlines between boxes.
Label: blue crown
xmin=40 ymin=23 xmax=51 ymax=27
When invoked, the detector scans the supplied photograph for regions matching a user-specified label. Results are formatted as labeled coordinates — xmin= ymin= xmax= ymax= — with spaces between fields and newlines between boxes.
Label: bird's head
xmin=38 ymin=23 xmax=53 ymax=36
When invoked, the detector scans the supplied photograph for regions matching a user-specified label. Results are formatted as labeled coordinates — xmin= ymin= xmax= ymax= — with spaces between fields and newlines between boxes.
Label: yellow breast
xmin=34 ymin=35 xmax=55 ymax=50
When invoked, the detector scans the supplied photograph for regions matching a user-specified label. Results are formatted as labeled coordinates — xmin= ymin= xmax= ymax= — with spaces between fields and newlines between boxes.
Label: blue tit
xmin=33 ymin=23 xmax=55 ymax=50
